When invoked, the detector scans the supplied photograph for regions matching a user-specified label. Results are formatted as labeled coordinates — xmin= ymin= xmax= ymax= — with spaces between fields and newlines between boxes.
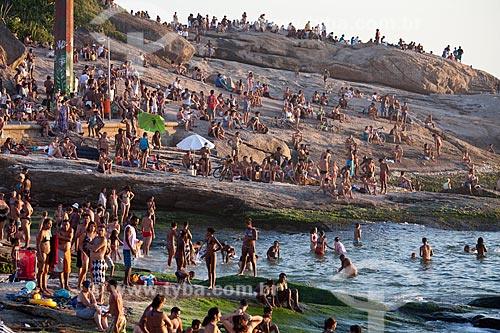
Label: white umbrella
xmin=176 ymin=134 xmax=215 ymax=151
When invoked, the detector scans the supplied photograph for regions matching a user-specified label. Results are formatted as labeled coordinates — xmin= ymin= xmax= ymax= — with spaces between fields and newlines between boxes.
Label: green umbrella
xmin=137 ymin=112 xmax=166 ymax=133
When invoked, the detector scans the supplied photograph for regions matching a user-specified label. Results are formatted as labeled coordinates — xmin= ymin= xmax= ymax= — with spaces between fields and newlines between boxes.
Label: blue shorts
xmin=123 ymin=249 xmax=132 ymax=269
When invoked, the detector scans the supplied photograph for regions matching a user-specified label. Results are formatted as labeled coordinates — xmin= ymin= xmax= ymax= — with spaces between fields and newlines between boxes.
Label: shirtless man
xmin=55 ymin=219 xmax=73 ymax=290
xmin=228 ymin=132 xmax=242 ymax=158
xmin=107 ymin=279 xmax=127 ymax=333
xmin=432 ymin=133 xmax=443 ymax=157
xmin=115 ymin=128 xmax=124 ymax=157
xmin=141 ymin=213 xmax=155 ymax=256
xmin=168 ymin=307 xmax=183 ymax=333
xmin=318 ymin=155 xmax=329 ymax=191
xmin=419 ymin=237 xmax=434 ymax=263
xmin=205 ymin=227 xmax=222 ymax=289
xmin=97 ymin=132 xmax=110 ymax=154
xmin=378 ymin=159 xmax=390 ymax=194
xmin=166 ymin=222 xmax=177 ymax=267
xmin=140 ymin=295 xmax=172 ymax=333
xmin=36 ymin=218 xmax=53 ymax=294
xmin=237 ymin=218 xmax=258 ymax=277
xmin=255 ymin=307 xmax=280 ymax=333
xmin=354 ymin=223 xmax=362 ymax=245
xmin=90 ymin=224 xmax=108 ymax=303
xmin=338 ymin=254 xmax=358 ymax=277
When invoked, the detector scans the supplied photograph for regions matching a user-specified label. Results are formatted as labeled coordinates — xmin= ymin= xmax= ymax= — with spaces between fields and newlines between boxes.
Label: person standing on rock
xmin=237 ymin=218 xmax=258 ymax=277
xmin=323 ymin=68 xmax=330 ymax=90
xmin=205 ymin=227 xmax=222 ymax=290
xmin=375 ymin=28 xmax=381 ymax=44
xmin=90 ymin=224 xmax=108 ymax=303
xmin=166 ymin=222 xmax=177 ymax=267
xmin=141 ymin=212 xmax=154 ymax=256
xmin=123 ymin=216 xmax=138 ymax=287
xmin=379 ymin=158 xmax=390 ymax=194
xmin=55 ymin=219 xmax=73 ymax=290
xmin=432 ymin=134 xmax=443 ymax=157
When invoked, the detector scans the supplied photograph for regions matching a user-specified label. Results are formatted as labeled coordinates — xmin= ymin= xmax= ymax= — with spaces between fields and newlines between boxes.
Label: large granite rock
xmin=108 ymin=12 xmax=195 ymax=64
xmin=0 ymin=23 xmax=25 ymax=68
xmin=206 ymin=32 xmax=499 ymax=95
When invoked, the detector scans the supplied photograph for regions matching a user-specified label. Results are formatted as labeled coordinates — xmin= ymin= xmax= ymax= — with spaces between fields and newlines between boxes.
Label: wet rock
xmin=471 ymin=315 xmax=500 ymax=330
xmin=469 ymin=296 xmax=500 ymax=309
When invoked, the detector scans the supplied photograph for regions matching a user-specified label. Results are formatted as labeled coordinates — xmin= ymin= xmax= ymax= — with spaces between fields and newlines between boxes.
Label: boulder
xmin=469 ymin=296 xmax=500 ymax=309
xmin=108 ymin=12 xmax=195 ymax=64
xmin=0 ymin=23 xmax=25 ymax=68
xmin=471 ymin=315 xmax=500 ymax=330
xmin=206 ymin=31 xmax=499 ymax=95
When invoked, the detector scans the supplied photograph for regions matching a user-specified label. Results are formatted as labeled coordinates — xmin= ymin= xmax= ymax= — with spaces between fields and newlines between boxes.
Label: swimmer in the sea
xmin=475 ymin=237 xmax=487 ymax=259
xmin=338 ymin=254 xmax=358 ymax=277
xmin=419 ymin=237 xmax=434 ymax=263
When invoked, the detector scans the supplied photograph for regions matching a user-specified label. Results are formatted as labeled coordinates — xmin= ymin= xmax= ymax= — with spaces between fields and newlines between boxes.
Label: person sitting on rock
xmin=274 ymin=273 xmax=303 ymax=313
xmin=61 ymin=137 xmax=78 ymax=159
xmin=398 ymin=171 xmax=414 ymax=191
xmin=312 ymin=91 xmax=320 ymax=104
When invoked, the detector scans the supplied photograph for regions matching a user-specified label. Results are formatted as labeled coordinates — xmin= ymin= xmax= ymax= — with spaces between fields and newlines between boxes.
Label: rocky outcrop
xmin=205 ymin=32 xmax=499 ymax=95
xmin=108 ymin=12 xmax=195 ymax=64
xmin=0 ymin=23 xmax=25 ymax=68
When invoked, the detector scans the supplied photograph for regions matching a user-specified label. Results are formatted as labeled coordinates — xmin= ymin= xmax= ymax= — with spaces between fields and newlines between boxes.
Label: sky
xmin=116 ymin=0 xmax=500 ymax=78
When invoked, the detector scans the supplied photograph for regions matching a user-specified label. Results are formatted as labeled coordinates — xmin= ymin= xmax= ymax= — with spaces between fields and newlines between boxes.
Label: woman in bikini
xmin=139 ymin=295 xmax=172 ymax=333
xmin=175 ymin=230 xmax=188 ymax=272
xmin=205 ymin=227 xmax=222 ymax=290
xmin=36 ymin=218 xmax=53 ymax=294
xmin=118 ymin=185 xmax=134 ymax=225
xmin=315 ymin=230 xmax=327 ymax=256
xmin=146 ymin=196 xmax=156 ymax=226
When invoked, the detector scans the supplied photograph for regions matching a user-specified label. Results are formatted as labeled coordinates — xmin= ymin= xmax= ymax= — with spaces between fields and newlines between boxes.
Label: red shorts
xmin=142 ymin=231 xmax=152 ymax=237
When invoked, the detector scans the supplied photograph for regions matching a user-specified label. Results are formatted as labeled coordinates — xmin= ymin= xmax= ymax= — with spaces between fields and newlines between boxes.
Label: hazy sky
xmin=116 ymin=0 xmax=499 ymax=78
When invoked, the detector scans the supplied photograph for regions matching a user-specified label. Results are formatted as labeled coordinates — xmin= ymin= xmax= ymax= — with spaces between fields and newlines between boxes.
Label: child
xmin=6 ymin=219 xmax=17 ymax=244
xmin=11 ymin=237 xmax=20 ymax=270
xmin=185 ymin=319 xmax=202 ymax=333
xmin=175 ymin=268 xmax=195 ymax=285
xmin=109 ymin=229 xmax=123 ymax=261
xmin=88 ymin=111 xmax=97 ymax=137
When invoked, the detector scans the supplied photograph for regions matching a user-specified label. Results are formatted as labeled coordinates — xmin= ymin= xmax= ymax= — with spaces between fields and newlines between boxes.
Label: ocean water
xmin=132 ymin=221 xmax=500 ymax=332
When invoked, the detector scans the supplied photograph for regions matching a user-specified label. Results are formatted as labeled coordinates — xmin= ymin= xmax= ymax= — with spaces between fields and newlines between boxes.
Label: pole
xmin=107 ymin=37 xmax=111 ymax=120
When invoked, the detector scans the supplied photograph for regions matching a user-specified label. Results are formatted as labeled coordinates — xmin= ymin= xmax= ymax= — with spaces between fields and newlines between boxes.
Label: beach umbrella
xmin=176 ymin=134 xmax=215 ymax=151
xmin=137 ymin=112 xmax=166 ymax=133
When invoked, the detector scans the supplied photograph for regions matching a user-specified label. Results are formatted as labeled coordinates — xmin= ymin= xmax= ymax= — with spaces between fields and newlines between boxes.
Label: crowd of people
xmin=0 ymin=166 xmax=375 ymax=332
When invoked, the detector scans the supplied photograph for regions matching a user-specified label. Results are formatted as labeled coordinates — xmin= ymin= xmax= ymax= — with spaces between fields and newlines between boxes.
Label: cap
xmin=72 ymin=203 xmax=79 ymax=209
xmin=82 ymin=280 xmax=91 ymax=288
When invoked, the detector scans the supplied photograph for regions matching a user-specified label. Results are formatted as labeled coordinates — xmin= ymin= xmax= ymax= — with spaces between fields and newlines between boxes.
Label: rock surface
xmin=108 ymin=12 xmax=195 ymax=64
xmin=0 ymin=23 xmax=25 ymax=68
xmin=1 ymin=154 xmax=499 ymax=231
xmin=205 ymin=32 xmax=499 ymax=95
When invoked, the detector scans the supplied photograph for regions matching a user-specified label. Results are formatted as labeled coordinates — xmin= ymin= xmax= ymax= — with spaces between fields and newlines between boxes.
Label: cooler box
xmin=18 ymin=249 xmax=37 ymax=281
